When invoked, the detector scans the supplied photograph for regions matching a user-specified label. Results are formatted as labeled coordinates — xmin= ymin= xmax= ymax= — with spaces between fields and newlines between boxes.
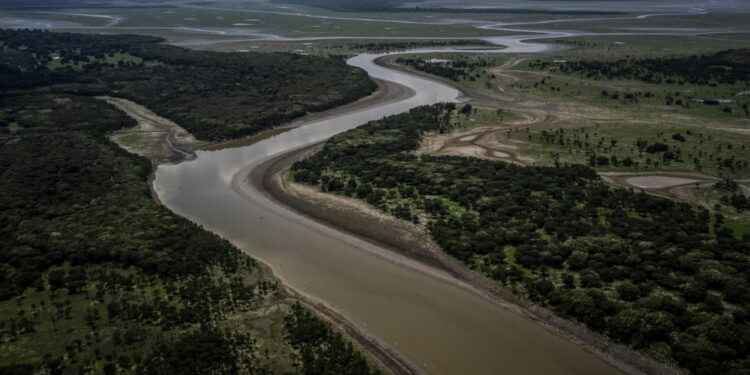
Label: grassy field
xmin=110 ymin=129 xmax=142 ymax=147
xmin=392 ymin=39 xmax=750 ymax=235
xmin=453 ymin=106 xmax=524 ymax=126
xmin=690 ymin=184 xmax=750 ymax=237
xmin=394 ymin=43 xmax=750 ymax=179
xmin=505 ymin=122 xmax=750 ymax=177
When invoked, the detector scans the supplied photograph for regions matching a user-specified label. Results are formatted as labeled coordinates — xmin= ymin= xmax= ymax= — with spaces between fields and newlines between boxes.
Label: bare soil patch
xmin=624 ymin=176 xmax=700 ymax=189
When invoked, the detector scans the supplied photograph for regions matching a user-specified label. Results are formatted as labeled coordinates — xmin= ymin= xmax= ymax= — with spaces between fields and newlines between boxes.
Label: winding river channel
xmin=3 ymin=4 xmax=746 ymax=372
xmin=152 ymin=38 xmax=625 ymax=375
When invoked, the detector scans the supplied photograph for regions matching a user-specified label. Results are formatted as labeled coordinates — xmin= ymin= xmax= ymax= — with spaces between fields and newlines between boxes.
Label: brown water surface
xmin=153 ymin=51 xmax=622 ymax=375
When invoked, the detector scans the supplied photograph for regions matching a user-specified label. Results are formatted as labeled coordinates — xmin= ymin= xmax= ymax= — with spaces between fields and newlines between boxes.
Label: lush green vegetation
xmin=292 ymin=104 xmax=750 ymax=375
xmin=530 ymin=49 xmax=750 ymax=86
xmin=504 ymin=123 xmax=750 ymax=178
xmin=272 ymin=0 xmax=416 ymax=12
xmin=397 ymin=54 xmax=499 ymax=82
xmin=0 ymin=29 xmax=381 ymax=374
xmin=0 ymin=29 xmax=376 ymax=141
xmin=284 ymin=303 xmax=381 ymax=375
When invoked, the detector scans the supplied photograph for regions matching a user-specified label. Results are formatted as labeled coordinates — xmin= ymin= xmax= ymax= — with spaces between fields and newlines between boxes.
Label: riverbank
xmin=201 ymin=77 xmax=415 ymax=152
xmin=241 ymin=55 xmax=685 ymax=375
xmin=254 ymin=142 xmax=682 ymax=375
xmin=101 ymin=96 xmax=201 ymax=163
xmin=107 ymin=77 xmax=418 ymax=374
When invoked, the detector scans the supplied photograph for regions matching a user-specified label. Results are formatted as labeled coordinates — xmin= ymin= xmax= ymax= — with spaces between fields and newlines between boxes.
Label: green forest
xmin=0 ymin=30 xmax=380 ymax=374
xmin=291 ymin=104 xmax=750 ymax=375
xmin=0 ymin=29 xmax=376 ymax=141
xmin=530 ymin=49 xmax=750 ymax=86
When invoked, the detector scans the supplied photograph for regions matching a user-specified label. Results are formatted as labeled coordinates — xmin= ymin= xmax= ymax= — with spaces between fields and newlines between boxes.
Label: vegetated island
xmin=0 ymin=29 xmax=382 ymax=374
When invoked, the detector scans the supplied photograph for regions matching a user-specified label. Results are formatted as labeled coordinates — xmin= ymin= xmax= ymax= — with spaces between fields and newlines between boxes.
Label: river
xmin=152 ymin=40 xmax=626 ymax=375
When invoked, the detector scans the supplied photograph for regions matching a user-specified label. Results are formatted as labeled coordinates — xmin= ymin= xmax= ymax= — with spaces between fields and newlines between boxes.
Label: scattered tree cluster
xmin=715 ymin=179 xmax=750 ymax=212
xmin=397 ymin=55 xmax=495 ymax=82
xmin=506 ymin=125 xmax=749 ymax=177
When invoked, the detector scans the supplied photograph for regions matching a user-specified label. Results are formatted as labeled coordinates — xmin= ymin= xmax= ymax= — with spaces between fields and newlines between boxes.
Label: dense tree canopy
xmin=292 ymin=104 xmax=750 ymax=375
xmin=0 ymin=29 xmax=381 ymax=374
xmin=0 ymin=29 xmax=376 ymax=141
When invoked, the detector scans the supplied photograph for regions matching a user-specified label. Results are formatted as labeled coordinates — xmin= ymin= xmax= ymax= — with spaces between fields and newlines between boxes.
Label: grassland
xmin=391 ymin=35 xmax=750 ymax=235
xmin=290 ymin=104 xmax=750 ymax=375
xmin=50 ymin=5 xmax=509 ymax=38
xmin=505 ymin=122 xmax=749 ymax=177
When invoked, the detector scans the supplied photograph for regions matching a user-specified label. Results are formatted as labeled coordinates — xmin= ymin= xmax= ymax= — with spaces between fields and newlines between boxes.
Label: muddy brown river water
xmin=153 ymin=50 xmax=623 ymax=374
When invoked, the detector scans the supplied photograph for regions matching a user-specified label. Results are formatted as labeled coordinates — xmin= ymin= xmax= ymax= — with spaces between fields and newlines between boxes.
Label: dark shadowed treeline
xmin=531 ymin=49 xmax=750 ymax=86
xmin=292 ymin=104 xmax=750 ymax=375
xmin=397 ymin=55 xmax=495 ymax=82
xmin=0 ymin=29 xmax=376 ymax=141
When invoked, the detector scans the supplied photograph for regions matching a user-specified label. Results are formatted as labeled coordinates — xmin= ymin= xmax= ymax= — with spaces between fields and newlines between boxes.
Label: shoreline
xmin=238 ymin=55 xmax=683 ymax=375
xmin=198 ymin=77 xmax=415 ymax=152
xmin=140 ymin=49 xmax=685 ymax=374
xmin=133 ymin=76 xmax=420 ymax=374
xmin=252 ymin=144 xmax=682 ymax=375
xmin=252 ymin=253 xmax=424 ymax=375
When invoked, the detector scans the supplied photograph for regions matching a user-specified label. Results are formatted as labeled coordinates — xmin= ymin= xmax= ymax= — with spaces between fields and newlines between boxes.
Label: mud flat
xmin=624 ymin=176 xmax=699 ymax=189
xmin=100 ymin=96 xmax=198 ymax=162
